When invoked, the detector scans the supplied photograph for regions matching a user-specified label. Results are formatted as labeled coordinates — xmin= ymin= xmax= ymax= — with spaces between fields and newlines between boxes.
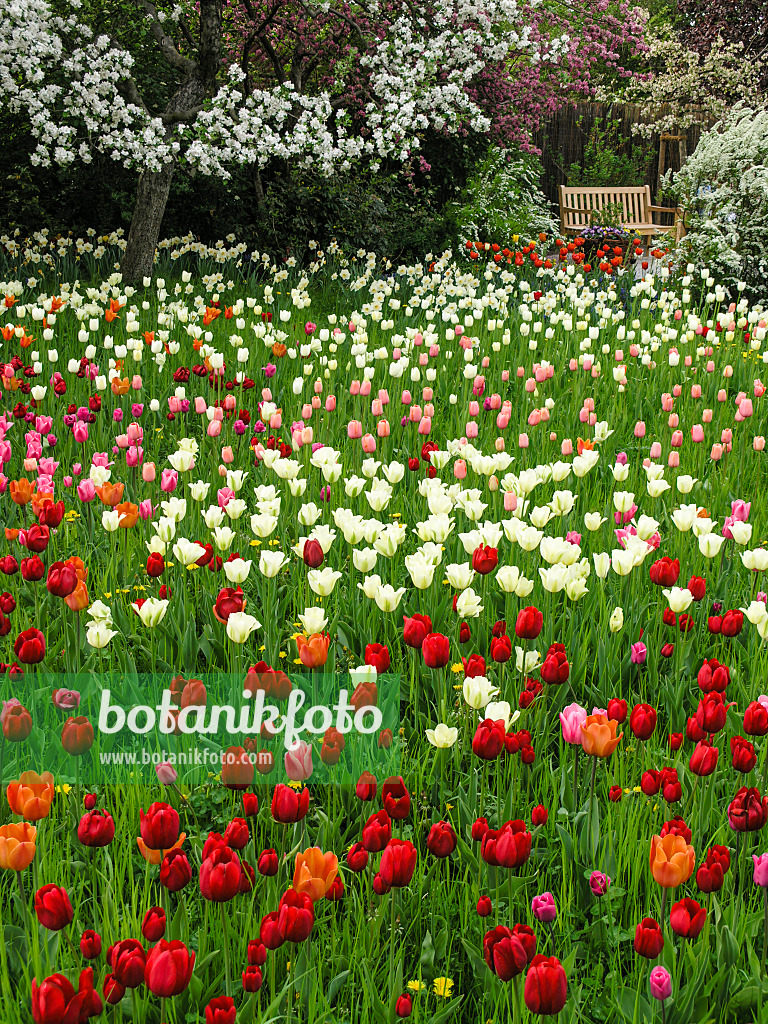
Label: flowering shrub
xmin=452 ymin=148 xmax=558 ymax=246
xmin=663 ymin=103 xmax=768 ymax=298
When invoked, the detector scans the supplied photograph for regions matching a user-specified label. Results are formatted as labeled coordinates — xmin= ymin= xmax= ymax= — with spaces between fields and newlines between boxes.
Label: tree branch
xmin=256 ymin=32 xmax=287 ymax=84
xmin=137 ymin=0 xmax=197 ymax=75
xmin=161 ymin=106 xmax=205 ymax=124
xmin=197 ymin=0 xmax=223 ymax=88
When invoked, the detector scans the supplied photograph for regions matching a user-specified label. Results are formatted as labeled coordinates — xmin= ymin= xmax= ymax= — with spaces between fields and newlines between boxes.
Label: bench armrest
xmin=648 ymin=205 xmax=684 ymax=218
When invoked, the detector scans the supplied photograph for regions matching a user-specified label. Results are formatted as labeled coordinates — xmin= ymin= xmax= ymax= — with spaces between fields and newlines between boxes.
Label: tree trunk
xmin=119 ymin=0 xmax=222 ymax=282
xmin=120 ymin=160 xmax=177 ymax=283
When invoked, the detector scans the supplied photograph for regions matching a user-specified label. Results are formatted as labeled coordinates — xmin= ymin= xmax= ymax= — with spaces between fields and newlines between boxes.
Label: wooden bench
xmin=558 ymin=185 xmax=685 ymax=247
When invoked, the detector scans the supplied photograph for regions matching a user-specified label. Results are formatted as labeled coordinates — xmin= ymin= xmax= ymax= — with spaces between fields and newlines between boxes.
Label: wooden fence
xmin=532 ymin=101 xmax=713 ymax=206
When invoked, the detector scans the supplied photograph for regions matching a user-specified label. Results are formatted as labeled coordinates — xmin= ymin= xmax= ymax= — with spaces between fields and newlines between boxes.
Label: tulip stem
xmin=0 ymin=732 xmax=5 ymax=800
xmin=762 ymin=888 xmax=768 ymax=978
xmin=510 ymin=976 xmax=522 ymax=1024
xmin=571 ymin=743 xmax=579 ymax=812
xmin=586 ymin=757 xmax=597 ymax=856
xmin=220 ymin=901 xmax=232 ymax=996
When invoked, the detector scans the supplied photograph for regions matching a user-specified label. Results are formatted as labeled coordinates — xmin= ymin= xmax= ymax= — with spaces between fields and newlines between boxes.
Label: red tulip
xmin=515 ymin=606 xmax=543 ymax=640
xmin=365 ymin=643 xmax=390 ymax=673
xmin=472 ymin=718 xmax=506 ymax=759
xmin=426 ymin=821 xmax=457 ymax=858
xmin=102 ymin=973 xmax=125 ymax=1005
xmin=140 ymin=802 xmax=180 ymax=850
xmin=402 ymin=613 xmax=431 ymax=648
xmin=205 ymin=996 xmax=236 ymax=1024
xmin=199 ymin=844 xmax=241 ymax=902
xmin=221 ymin=745 xmax=254 ymax=790
xmin=634 ymin=918 xmax=664 ymax=958
xmin=78 ymin=809 xmax=115 ymax=848
xmin=109 ymin=939 xmax=146 ymax=988
xmin=362 ymin=809 xmax=392 ymax=853
xmin=490 ymin=634 xmax=513 ymax=663
xmin=540 ymin=645 xmax=569 ymax=684
xmin=247 ymin=940 xmax=267 ymax=966
xmin=728 ymin=786 xmax=768 ymax=831
xmin=257 ymin=848 xmax=278 ymax=876
xmin=271 ymin=783 xmax=309 ymax=823
xmin=382 ymin=776 xmax=410 ymax=820
xmin=242 ymin=965 xmax=263 ymax=992
xmin=260 ymin=911 xmax=283 ymax=949
xmin=379 ymin=838 xmax=417 ymax=888
xmin=61 ymin=716 xmax=94 ymax=756
xmin=472 ymin=544 xmax=498 ymax=575
xmin=302 ymin=538 xmax=324 ymax=568
xmin=347 ymin=842 xmax=369 ymax=872
xmin=146 ymin=552 xmax=164 ymax=577
xmin=483 ymin=926 xmax=528 ymax=981
xmin=649 ymin=556 xmax=679 ymax=586
xmin=80 ymin=930 xmax=102 ymax=959
xmin=629 ymin=703 xmax=656 ymax=740
xmin=731 ymin=735 xmax=757 ymax=773
xmin=669 ymin=898 xmax=706 ymax=938
xmin=223 ymin=817 xmax=249 ymax=850
xmin=745 ymin=701 xmax=768 ymax=736
xmin=355 ymin=770 xmax=377 ymax=801
xmin=141 ymin=906 xmax=166 ymax=942
xmin=607 ymin=698 xmax=627 ymax=724
xmin=26 ymin=523 xmax=50 ymax=553
xmin=421 ymin=632 xmax=450 ymax=668
xmin=278 ymin=888 xmax=314 ymax=942
xmin=160 ymin=848 xmax=192 ymax=891
xmin=14 ymin=628 xmax=45 ymax=664
xmin=695 ymin=692 xmax=730 ymax=733
xmin=32 ymin=968 xmax=102 ymax=1023
xmin=34 ymin=884 xmax=73 ymax=931
xmin=524 ymin=955 xmax=568 ymax=1015
xmin=242 ymin=791 xmax=258 ymax=816
xmin=144 ymin=939 xmax=195 ymax=997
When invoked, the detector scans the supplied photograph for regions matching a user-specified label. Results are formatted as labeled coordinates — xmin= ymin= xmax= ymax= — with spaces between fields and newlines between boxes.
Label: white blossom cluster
xmin=0 ymin=0 xmax=538 ymax=175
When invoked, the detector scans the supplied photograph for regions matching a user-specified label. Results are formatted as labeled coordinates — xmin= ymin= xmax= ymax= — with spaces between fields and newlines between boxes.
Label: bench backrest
xmin=559 ymin=185 xmax=651 ymax=232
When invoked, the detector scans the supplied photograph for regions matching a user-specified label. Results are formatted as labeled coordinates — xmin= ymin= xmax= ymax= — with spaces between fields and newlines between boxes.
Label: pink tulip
xmin=160 ymin=469 xmax=178 ymax=493
xmin=347 ymin=421 xmax=362 ymax=440
xmin=560 ymin=703 xmax=587 ymax=744
xmin=142 ymin=462 xmax=156 ymax=482
xmin=285 ymin=741 xmax=313 ymax=781
xmin=77 ymin=480 xmax=96 ymax=502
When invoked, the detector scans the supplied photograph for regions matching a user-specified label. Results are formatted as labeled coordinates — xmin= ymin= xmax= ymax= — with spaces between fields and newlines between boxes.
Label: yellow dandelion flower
xmin=433 ymin=978 xmax=454 ymax=998
xmin=450 ymin=663 xmax=463 ymax=674
xmin=407 ymin=980 xmax=427 ymax=993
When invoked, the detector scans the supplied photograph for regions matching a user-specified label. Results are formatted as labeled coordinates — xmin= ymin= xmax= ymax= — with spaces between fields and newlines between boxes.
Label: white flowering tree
xmin=0 ymin=0 xmax=646 ymax=279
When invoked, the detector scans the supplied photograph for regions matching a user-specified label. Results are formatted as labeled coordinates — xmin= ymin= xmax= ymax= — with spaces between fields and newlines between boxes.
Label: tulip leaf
xmin=615 ymin=986 xmax=653 ymax=1022
xmin=327 ymin=968 xmax=350 ymax=1005
xmin=419 ymin=930 xmax=436 ymax=976
xmin=427 ymin=995 xmax=464 ymax=1024
xmin=460 ymin=937 xmax=487 ymax=981
xmin=359 ymin=961 xmax=389 ymax=1023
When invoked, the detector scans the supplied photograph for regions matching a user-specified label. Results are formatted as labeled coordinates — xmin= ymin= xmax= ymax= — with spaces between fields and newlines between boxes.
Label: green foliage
xmin=450 ymin=146 xmax=557 ymax=244
xmin=566 ymin=117 xmax=649 ymax=187
xmin=588 ymin=202 xmax=627 ymax=228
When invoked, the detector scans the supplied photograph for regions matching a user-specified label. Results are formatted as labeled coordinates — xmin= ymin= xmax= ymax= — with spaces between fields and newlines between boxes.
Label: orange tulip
xmin=580 ymin=715 xmax=623 ymax=758
xmin=202 ymin=307 xmax=221 ymax=326
xmin=650 ymin=834 xmax=696 ymax=888
xmin=7 ymin=771 xmax=55 ymax=821
xmin=116 ymin=501 xmax=139 ymax=528
xmin=64 ymin=580 xmax=89 ymax=612
xmin=4 ymin=528 xmax=19 ymax=541
xmin=65 ymin=556 xmax=88 ymax=583
xmin=9 ymin=479 xmax=34 ymax=506
xmin=272 ymin=343 xmax=287 ymax=358
xmin=293 ymin=847 xmax=339 ymax=901
xmin=96 ymin=481 xmax=125 ymax=507
xmin=0 ymin=822 xmax=37 ymax=870
xmin=31 ymin=492 xmax=54 ymax=518
xmin=104 ymin=298 xmax=123 ymax=322
xmin=137 ymin=832 xmax=187 ymax=866
xmin=296 ymin=633 xmax=330 ymax=669
xmin=111 ymin=377 xmax=131 ymax=397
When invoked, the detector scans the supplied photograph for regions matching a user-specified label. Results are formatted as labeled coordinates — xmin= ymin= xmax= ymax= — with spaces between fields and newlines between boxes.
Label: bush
xmin=566 ymin=117 xmax=649 ymax=187
xmin=663 ymin=103 xmax=768 ymax=300
xmin=450 ymin=147 xmax=557 ymax=245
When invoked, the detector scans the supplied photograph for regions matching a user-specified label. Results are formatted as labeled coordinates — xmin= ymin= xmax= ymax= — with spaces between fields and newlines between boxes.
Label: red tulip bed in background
xmin=1 ymin=230 xmax=768 ymax=1023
